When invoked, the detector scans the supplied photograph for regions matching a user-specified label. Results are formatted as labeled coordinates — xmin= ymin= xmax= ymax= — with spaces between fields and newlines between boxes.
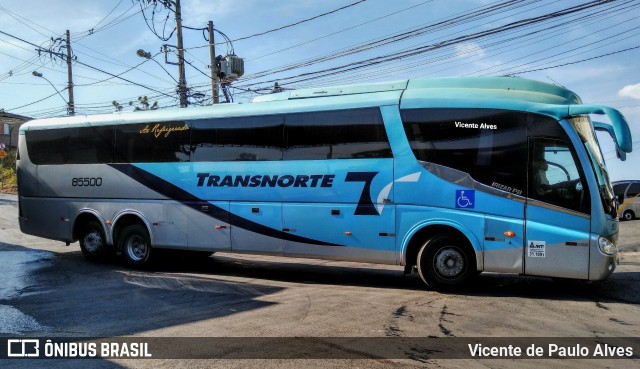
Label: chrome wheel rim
xmin=125 ymin=235 xmax=147 ymax=262
xmin=434 ymin=247 xmax=465 ymax=278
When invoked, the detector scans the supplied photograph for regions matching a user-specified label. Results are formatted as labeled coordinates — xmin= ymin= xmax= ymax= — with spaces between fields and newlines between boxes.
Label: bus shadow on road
xmin=3 ymin=246 xmax=285 ymax=339
xmin=455 ymin=271 xmax=640 ymax=305
xmin=134 ymin=251 xmax=640 ymax=303
xmin=148 ymin=251 xmax=429 ymax=291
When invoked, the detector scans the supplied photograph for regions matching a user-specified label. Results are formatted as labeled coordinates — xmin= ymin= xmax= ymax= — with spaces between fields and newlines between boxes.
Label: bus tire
xmin=622 ymin=210 xmax=635 ymax=221
xmin=119 ymin=224 xmax=153 ymax=268
xmin=417 ymin=234 xmax=476 ymax=290
xmin=79 ymin=221 xmax=110 ymax=262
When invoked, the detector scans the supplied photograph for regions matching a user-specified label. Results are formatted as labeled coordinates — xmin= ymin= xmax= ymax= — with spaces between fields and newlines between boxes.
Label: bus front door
xmin=524 ymin=138 xmax=590 ymax=279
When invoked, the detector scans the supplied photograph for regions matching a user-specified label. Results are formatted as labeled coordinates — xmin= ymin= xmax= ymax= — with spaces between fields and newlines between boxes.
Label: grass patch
xmin=1 ymin=152 xmax=17 ymax=193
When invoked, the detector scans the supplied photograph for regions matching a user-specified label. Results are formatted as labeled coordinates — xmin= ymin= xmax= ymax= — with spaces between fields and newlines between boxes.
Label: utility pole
xmin=174 ymin=0 xmax=188 ymax=108
xmin=65 ymin=30 xmax=75 ymax=115
xmin=208 ymin=21 xmax=219 ymax=104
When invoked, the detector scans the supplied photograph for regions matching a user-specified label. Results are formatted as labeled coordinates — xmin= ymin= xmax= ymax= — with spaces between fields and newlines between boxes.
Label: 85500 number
xmin=72 ymin=177 xmax=103 ymax=187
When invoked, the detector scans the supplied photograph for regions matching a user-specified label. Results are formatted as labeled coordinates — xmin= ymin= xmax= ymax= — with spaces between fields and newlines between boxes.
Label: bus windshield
xmin=569 ymin=116 xmax=616 ymax=218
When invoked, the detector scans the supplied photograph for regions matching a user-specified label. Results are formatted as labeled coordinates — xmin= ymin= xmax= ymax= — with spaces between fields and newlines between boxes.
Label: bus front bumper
xmin=589 ymin=235 xmax=619 ymax=281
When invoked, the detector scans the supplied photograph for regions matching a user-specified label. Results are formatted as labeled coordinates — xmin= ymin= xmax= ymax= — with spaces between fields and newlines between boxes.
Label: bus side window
xmin=190 ymin=115 xmax=284 ymax=162
xmin=284 ymin=108 xmax=392 ymax=160
xmin=627 ymin=183 xmax=640 ymax=199
xmin=401 ymin=108 xmax=527 ymax=196
xmin=613 ymin=183 xmax=628 ymax=204
xmin=114 ymin=122 xmax=190 ymax=163
xmin=528 ymin=139 xmax=589 ymax=213
xmin=66 ymin=126 xmax=114 ymax=164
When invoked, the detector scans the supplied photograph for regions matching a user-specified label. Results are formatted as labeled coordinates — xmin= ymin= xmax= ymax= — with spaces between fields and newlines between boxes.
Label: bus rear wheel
xmin=119 ymin=224 xmax=153 ymax=268
xmin=417 ymin=234 xmax=476 ymax=290
xmin=79 ymin=221 xmax=111 ymax=262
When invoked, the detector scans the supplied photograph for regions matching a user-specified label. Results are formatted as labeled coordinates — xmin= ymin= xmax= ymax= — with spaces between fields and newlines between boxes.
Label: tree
xmin=112 ymin=101 xmax=123 ymax=112
xmin=132 ymin=96 xmax=159 ymax=111
xmin=112 ymin=96 xmax=158 ymax=112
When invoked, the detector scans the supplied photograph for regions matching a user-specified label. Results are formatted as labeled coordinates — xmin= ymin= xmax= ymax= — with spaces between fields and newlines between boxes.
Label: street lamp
xmin=136 ymin=49 xmax=179 ymax=84
xmin=32 ymin=71 xmax=70 ymax=115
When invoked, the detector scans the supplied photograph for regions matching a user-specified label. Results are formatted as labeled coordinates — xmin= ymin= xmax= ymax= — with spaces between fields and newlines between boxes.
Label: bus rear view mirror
xmin=594 ymin=121 xmax=627 ymax=161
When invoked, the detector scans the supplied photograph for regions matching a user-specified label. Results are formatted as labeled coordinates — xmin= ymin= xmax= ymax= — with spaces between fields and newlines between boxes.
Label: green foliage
xmin=112 ymin=96 xmax=158 ymax=112
xmin=112 ymin=100 xmax=123 ymax=112
xmin=0 ymin=151 xmax=17 ymax=192
xmin=132 ymin=96 xmax=159 ymax=111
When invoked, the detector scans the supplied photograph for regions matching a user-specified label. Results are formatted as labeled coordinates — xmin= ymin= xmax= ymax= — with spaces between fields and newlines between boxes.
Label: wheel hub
xmin=434 ymin=247 xmax=465 ymax=278
xmin=83 ymin=231 xmax=103 ymax=253
xmin=126 ymin=235 xmax=147 ymax=261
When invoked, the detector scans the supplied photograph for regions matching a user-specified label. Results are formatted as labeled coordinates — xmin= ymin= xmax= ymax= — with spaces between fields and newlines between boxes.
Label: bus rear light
xmin=504 ymin=231 xmax=515 ymax=237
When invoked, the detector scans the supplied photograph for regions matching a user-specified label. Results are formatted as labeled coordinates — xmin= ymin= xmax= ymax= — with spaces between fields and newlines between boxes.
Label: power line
xmin=0 ymin=5 xmax=56 ymax=38
xmin=73 ymin=3 xmax=140 ymax=41
xmin=136 ymin=0 xmax=175 ymax=42
xmin=72 ymin=58 xmax=176 ymax=99
xmin=281 ymin=0 xmax=571 ymax=87
xmin=74 ymin=56 xmax=154 ymax=87
xmin=247 ymin=0 xmax=435 ymax=62
xmin=0 ymin=29 xmax=176 ymax=95
xmin=91 ymin=0 xmax=125 ymax=31
xmin=514 ymin=45 xmax=640 ymax=75
xmin=230 ymin=0 xmax=368 ymax=43
xmin=237 ymin=0 xmax=541 ymax=83
xmin=288 ymin=0 xmax=634 ymax=88
xmin=238 ymin=0 xmax=615 ymax=89
xmin=7 ymin=89 xmax=67 ymax=111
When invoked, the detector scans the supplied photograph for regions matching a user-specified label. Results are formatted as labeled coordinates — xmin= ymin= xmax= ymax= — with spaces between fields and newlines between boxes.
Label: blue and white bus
xmin=17 ymin=77 xmax=633 ymax=289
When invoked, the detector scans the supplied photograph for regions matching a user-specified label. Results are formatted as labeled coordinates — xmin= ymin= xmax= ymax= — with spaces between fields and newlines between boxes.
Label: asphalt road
xmin=1 ymin=193 xmax=639 ymax=368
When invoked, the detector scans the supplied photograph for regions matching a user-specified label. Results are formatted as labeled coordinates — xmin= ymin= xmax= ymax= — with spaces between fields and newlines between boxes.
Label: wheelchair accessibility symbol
xmin=455 ymin=190 xmax=475 ymax=209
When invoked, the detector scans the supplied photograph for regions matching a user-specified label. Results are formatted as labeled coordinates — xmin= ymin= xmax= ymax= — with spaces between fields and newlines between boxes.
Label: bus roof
xmin=19 ymin=77 xmax=631 ymax=156
xmin=22 ymin=77 xmax=580 ymax=131
xmin=253 ymin=76 xmax=582 ymax=105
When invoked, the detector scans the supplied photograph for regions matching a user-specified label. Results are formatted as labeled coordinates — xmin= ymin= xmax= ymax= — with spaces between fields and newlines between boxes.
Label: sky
xmin=0 ymin=0 xmax=639 ymax=181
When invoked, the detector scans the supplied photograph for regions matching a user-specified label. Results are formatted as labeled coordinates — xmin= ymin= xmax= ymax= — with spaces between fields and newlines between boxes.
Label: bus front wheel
xmin=417 ymin=235 xmax=476 ymax=290
xmin=79 ymin=221 xmax=111 ymax=262
xmin=119 ymin=224 xmax=153 ymax=268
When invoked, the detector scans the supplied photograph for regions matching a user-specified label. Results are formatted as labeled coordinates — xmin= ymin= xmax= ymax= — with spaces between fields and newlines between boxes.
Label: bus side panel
xmin=230 ymin=202 xmax=283 ymax=255
xmin=524 ymin=203 xmax=590 ymax=279
xmin=20 ymin=197 xmax=70 ymax=242
xmin=282 ymin=203 xmax=396 ymax=264
xmin=16 ymin=136 xmax=38 ymax=197
xmin=397 ymin=205 xmax=484 ymax=269
xmin=67 ymin=200 xmax=183 ymax=250
xmin=35 ymin=164 xmax=166 ymax=200
xmin=156 ymin=201 xmax=188 ymax=249
xmin=184 ymin=201 xmax=231 ymax=251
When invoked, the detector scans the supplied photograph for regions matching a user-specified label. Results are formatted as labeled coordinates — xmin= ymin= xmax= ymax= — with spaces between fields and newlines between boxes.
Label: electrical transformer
xmin=219 ymin=55 xmax=244 ymax=83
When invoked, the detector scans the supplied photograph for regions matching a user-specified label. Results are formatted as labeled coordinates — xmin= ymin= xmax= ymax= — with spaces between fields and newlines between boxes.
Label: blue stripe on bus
xmin=109 ymin=164 xmax=344 ymax=247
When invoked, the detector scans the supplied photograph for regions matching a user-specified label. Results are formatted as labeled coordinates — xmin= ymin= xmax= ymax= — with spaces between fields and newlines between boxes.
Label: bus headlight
xmin=598 ymin=237 xmax=617 ymax=255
